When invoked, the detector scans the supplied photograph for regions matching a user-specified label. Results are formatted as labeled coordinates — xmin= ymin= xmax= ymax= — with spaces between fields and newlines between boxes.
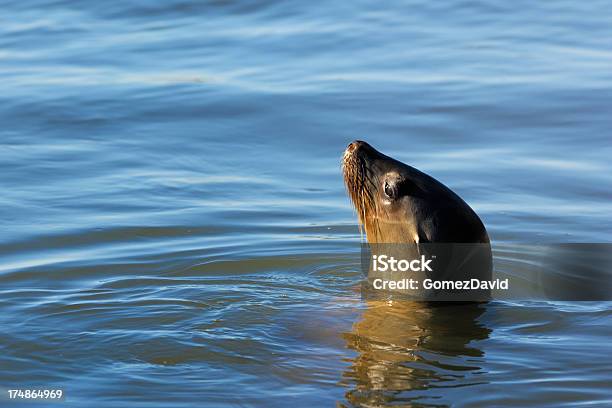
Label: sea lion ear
xmin=397 ymin=177 xmax=420 ymax=198
xmin=383 ymin=176 xmax=418 ymax=200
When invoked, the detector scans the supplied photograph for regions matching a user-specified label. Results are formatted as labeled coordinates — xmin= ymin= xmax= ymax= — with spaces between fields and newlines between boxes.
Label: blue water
xmin=1 ymin=1 xmax=611 ymax=407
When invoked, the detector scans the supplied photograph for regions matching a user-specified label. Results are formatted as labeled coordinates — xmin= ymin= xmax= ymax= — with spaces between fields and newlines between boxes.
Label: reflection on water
xmin=342 ymin=301 xmax=490 ymax=407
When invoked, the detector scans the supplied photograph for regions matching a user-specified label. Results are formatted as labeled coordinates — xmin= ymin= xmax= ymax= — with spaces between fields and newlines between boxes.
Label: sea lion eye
xmin=384 ymin=181 xmax=398 ymax=199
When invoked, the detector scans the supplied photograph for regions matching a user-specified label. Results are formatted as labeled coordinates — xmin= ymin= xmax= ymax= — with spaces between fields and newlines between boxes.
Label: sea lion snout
xmin=346 ymin=140 xmax=366 ymax=153
xmin=343 ymin=141 xmax=365 ymax=163
xmin=343 ymin=140 xmax=387 ymax=172
xmin=344 ymin=140 xmax=377 ymax=160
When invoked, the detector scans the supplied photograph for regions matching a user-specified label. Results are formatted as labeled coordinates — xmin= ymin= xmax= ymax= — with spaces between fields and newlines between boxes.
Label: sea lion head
xmin=342 ymin=140 xmax=489 ymax=244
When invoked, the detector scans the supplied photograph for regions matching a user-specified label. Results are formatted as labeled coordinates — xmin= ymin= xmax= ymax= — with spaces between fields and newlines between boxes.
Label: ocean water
xmin=1 ymin=1 xmax=611 ymax=406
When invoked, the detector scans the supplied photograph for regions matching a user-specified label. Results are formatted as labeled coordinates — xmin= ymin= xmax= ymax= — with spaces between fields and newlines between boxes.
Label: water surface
xmin=1 ymin=0 xmax=611 ymax=406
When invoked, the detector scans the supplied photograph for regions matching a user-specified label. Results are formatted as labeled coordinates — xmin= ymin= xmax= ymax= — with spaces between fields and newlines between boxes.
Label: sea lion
xmin=342 ymin=140 xmax=489 ymax=245
xmin=342 ymin=141 xmax=492 ymax=300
